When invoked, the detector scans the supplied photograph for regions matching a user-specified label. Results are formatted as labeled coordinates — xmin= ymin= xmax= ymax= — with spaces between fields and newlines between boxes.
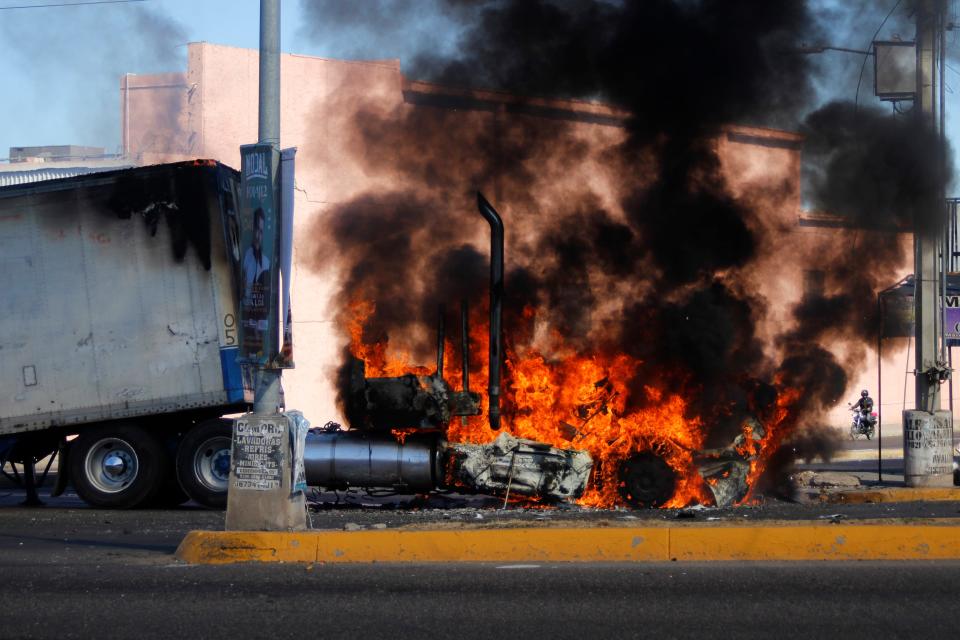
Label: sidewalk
xmin=794 ymin=449 xmax=960 ymax=504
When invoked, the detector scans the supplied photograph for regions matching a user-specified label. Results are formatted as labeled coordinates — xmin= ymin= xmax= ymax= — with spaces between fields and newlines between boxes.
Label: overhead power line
xmin=0 ymin=0 xmax=145 ymax=10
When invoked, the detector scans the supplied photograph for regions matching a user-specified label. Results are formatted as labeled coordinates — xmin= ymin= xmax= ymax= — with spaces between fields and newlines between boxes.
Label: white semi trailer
xmin=0 ymin=160 xmax=250 ymax=509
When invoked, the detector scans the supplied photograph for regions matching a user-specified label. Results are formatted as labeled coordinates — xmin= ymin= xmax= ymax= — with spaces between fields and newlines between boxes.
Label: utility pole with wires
xmin=903 ymin=0 xmax=954 ymax=488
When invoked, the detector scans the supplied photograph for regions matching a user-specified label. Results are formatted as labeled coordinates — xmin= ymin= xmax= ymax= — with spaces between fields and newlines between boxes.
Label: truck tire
xmin=176 ymin=419 xmax=233 ymax=509
xmin=69 ymin=424 xmax=166 ymax=509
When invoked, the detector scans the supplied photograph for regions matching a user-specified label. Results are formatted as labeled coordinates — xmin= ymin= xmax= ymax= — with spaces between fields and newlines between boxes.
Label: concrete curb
xmin=823 ymin=487 xmax=960 ymax=504
xmin=175 ymin=521 xmax=960 ymax=564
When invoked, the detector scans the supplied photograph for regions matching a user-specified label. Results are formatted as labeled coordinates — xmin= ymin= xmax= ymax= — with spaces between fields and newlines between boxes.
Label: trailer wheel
xmin=69 ymin=425 xmax=166 ymax=509
xmin=176 ymin=419 xmax=233 ymax=509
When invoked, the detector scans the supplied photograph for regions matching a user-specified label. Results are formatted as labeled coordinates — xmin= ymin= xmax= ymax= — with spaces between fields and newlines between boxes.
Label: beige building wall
xmin=125 ymin=41 xmax=933 ymax=435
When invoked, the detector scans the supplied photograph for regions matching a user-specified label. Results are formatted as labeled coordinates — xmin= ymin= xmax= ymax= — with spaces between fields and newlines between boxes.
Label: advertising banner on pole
xmin=275 ymin=147 xmax=296 ymax=368
xmin=238 ymin=143 xmax=280 ymax=365
xmin=944 ymin=293 xmax=960 ymax=346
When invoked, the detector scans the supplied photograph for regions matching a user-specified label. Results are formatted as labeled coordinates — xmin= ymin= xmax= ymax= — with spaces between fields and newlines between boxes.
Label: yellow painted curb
xmin=173 ymin=531 xmax=316 ymax=564
xmin=175 ymin=522 xmax=960 ymax=564
xmin=824 ymin=488 xmax=960 ymax=504
xmin=670 ymin=524 xmax=960 ymax=561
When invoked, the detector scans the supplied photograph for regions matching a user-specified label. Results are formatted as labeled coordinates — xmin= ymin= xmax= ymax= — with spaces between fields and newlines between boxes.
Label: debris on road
xmin=449 ymin=432 xmax=593 ymax=503
xmin=791 ymin=470 xmax=862 ymax=489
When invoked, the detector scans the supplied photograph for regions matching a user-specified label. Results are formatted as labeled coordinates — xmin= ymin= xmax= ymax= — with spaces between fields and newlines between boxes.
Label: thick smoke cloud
xmin=803 ymin=101 xmax=951 ymax=234
xmin=307 ymin=0 xmax=950 ymax=452
xmin=413 ymin=1 xmax=817 ymax=138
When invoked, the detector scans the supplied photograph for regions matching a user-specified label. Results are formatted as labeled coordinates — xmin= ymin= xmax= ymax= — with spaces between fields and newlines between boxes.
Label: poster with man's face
xmin=238 ymin=143 xmax=280 ymax=365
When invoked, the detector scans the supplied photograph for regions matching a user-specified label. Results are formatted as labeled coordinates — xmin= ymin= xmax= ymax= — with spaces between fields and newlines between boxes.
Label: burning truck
xmin=310 ymin=194 xmax=786 ymax=509
xmin=305 ymin=194 xmax=594 ymax=504
xmin=0 ymin=160 xmax=779 ymax=510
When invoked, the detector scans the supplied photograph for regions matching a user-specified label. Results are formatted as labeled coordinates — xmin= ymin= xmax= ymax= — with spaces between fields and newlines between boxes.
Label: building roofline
xmin=176 ymin=42 xmax=804 ymax=140
xmin=721 ymin=124 xmax=804 ymax=142
xmin=188 ymin=41 xmax=402 ymax=71
xmin=401 ymin=77 xmax=630 ymax=123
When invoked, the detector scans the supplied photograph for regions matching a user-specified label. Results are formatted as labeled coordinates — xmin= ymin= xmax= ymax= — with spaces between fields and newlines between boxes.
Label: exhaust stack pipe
xmin=460 ymin=299 xmax=470 ymax=394
xmin=477 ymin=193 xmax=503 ymax=431
xmin=436 ymin=305 xmax=445 ymax=378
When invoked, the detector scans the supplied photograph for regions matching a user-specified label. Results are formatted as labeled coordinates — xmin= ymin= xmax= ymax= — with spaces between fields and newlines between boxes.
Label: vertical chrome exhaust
xmin=477 ymin=193 xmax=504 ymax=431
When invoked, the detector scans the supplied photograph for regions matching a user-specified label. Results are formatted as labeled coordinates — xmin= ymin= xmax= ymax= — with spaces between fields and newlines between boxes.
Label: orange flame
xmin=346 ymin=297 xmax=797 ymax=508
xmin=737 ymin=383 xmax=802 ymax=505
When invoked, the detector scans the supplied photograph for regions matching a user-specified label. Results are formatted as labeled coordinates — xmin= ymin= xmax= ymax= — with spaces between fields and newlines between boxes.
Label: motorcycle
xmin=848 ymin=402 xmax=877 ymax=440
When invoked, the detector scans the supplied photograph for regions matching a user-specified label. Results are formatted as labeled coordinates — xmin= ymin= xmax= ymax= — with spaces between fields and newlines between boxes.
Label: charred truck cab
xmin=306 ymin=194 xmax=593 ymax=503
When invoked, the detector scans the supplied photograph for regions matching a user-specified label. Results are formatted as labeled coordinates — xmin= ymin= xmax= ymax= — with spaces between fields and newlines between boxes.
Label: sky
xmin=0 ymin=0 xmax=958 ymax=177
xmin=0 ymin=0 xmax=464 ymax=156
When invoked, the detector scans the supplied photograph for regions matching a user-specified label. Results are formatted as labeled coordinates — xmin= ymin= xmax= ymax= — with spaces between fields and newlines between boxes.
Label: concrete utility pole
xmin=904 ymin=0 xmax=954 ymax=487
xmin=915 ymin=0 xmax=940 ymax=413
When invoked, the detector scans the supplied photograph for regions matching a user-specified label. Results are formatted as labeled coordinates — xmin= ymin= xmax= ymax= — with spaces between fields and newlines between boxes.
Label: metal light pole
xmin=225 ymin=0 xmax=307 ymax=531
xmin=258 ymin=0 xmax=280 ymax=148
xmin=253 ymin=0 xmax=283 ymax=415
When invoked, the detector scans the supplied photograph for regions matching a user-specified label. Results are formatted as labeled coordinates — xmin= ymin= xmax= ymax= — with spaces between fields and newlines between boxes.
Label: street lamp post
xmin=224 ymin=0 xmax=308 ymax=531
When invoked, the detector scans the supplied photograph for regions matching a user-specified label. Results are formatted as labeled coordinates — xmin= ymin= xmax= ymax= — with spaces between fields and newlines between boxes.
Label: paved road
xmin=3 ymin=487 xmax=960 ymax=638
xmin=2 ymin=549 xmax=959 ymax=639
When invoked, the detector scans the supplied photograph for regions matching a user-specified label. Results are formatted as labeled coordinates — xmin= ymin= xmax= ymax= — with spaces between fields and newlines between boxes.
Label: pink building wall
xmin=125 ymin=42 xmax=928 ymax=435
xmin=121 ymin=71 xmax=195 ymax=164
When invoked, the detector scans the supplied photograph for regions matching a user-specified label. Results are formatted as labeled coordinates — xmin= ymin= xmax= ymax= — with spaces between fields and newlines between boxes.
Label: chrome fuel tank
xmin=304 ymin=431 xmax=441 ymax=491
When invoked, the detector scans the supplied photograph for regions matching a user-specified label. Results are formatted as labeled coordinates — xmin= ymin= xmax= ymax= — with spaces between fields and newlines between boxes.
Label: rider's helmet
xmin=861 ymin=389 xmax=869 ymax=397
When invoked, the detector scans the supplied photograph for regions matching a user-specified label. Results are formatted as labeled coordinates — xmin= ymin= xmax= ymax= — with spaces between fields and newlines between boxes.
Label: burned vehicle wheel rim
xmin=84 ymin=438 xmax=140 ymax=494
xmin=192 ymin=436 xmax=232 ymax=492
xmin=618 ymin=453 xmax=677 ymax=508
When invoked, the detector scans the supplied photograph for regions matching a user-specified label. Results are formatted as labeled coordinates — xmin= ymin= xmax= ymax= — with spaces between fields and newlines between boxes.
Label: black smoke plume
xmin=803 ymin=100 xmax=951 ymax=234
xmin=307 ymin=1 xmax=949 ymax=453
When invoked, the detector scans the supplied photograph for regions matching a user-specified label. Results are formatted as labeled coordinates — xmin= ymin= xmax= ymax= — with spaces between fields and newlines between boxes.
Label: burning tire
xmin=618 ymin=452 xmax=677 ymax=508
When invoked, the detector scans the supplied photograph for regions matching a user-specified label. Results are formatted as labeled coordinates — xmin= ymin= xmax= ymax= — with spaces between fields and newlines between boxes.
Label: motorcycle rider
xmin=851 ymin=389 xmax=874 ymax=431
xmin=852 ymin=389 xmax=873 ymax=412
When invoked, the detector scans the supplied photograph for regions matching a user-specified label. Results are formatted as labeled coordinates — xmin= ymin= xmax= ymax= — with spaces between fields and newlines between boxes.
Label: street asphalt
xmin=2 ymin=442 xmax=960 ymax=638
xmin=2 ymin=548 xmax=960 ymax=639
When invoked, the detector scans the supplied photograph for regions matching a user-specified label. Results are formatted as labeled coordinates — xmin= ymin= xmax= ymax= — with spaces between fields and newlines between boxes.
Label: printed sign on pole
xmin=238 ymin=143 xmax=280 ymax=365
xmin=944 ymin=294 xmax=960 ymax=346
xmin=231 ymin=417 xmax=284 ymax=491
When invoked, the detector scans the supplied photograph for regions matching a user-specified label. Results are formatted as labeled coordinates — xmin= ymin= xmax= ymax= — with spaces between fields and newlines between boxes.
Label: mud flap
xmin=50 ymin=440 xmax=69 ymax=498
